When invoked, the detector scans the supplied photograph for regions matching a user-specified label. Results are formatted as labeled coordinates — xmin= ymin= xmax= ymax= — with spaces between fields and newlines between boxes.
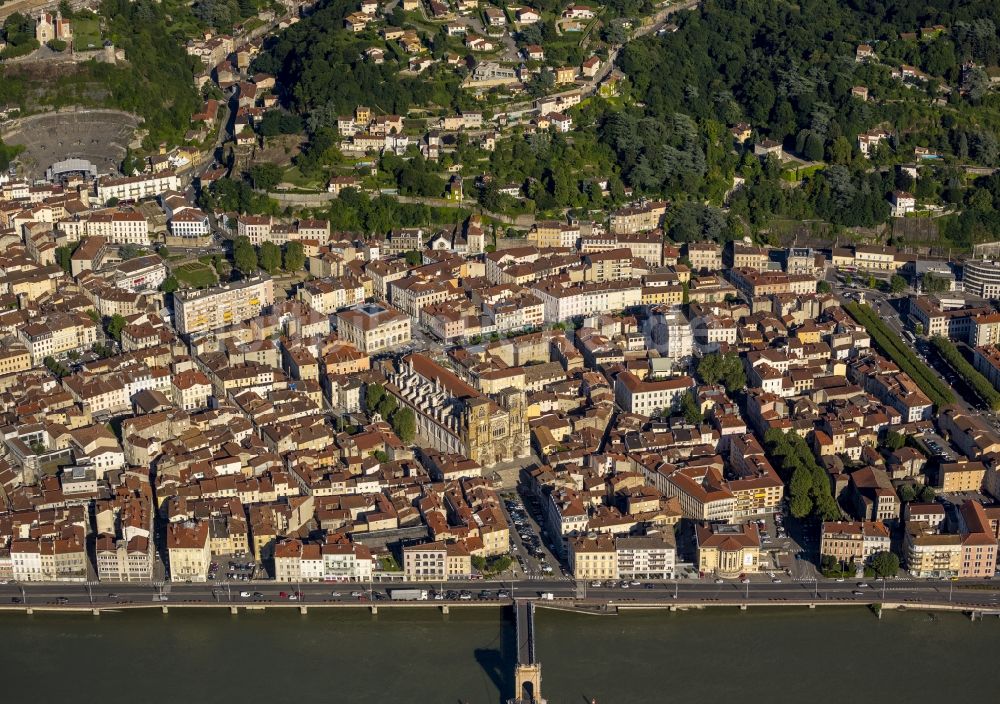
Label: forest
xmin=597 ymin=0 xmax=1000 ymax=242
xmin=252 ymin=0 xmax=464 ymax=120
xmin=0 ymin=0 xmax=201 ymax=148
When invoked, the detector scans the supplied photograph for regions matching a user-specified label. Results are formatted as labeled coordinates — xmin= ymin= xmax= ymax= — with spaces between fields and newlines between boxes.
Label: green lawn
xmin=73 ymin=18 xmax=102 ymax=51
xmin=173 ymin=261 xmax=217 ymax=288
xmin=281 ymin=165 xmax=325 ymax=189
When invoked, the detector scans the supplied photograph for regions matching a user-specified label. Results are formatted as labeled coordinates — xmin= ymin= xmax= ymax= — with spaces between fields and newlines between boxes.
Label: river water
xmin=0 ymin=607 xmax=995 ymax=703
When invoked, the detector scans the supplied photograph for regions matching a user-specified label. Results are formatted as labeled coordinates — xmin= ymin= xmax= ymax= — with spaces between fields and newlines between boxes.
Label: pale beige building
xmin=696 ymin=522 xmax=761 ymax=577
xmin=820 ymin=520 xmax=891 ymax=565
xmin=336 ymin=303 xmax=411 ymax=354
xmin=167 ymin=521 xmax=211 ymax=583
xmin=568 ymin=535 xmax=619 ymax=581
xmin=174 ymin=275 xmax=274 ymax=335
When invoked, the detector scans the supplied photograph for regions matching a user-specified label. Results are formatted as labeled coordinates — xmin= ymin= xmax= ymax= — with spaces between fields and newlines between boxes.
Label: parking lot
xmin=920 ymin=430 xmax=958 ymax=463
xmin=208 ymin=554 xmax=262 ymax=583
xmin=502 ymin=492 xmax=566 ymax=579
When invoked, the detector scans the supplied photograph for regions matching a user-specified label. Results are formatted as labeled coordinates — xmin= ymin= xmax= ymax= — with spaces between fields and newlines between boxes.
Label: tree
xmin=390 ymin=407 xmax=416 ymax=443
xmin=697 ymin=354 xmax=723 ymax=385
xmin=882 ymin=431 xmax=906 ymax=451
xmin=922 ymin=273 xmax=949 ymax=294
xmin=283 ymin=241 xmax=305 ymax=272
xmin=680 ymin=392 xmax=702 ymax=424
xmin=249 ymin=162 xmax=282 ymax=191
xmin=790 ymin=492 xmax=813 ymax=519
xmin=897 ymin=483 xmax=918 ymax=503
xmin=817 ymin=280 xmax=831 ymax=293
xmin=233 ymin=236 xmax=258 ymax=275
xmin=376 ymin=395 xmax=398 ymax=420
xmin=160 ymin=275 xmax=179 ymax=294
xmin=259 ymin=241 xmax=282 ymax=274
xmin=106 ymin=314 xmax=126 ymax=341
xmin=697 ymin=353 xmax=745 ymax=393
xmin=257 ymin=110 xmax=303 ymax=137
xmin=403 ymin=250 xmax=423 ymax=266
xmin=868 ymin=550 xmax=900 ymax=579
xmin=365 ymin=383 xmax=385 ymax=414
xmin=889 ymin=274 xmax=907 ymax=294
xmin=55 ymin=246 xmax=73 ymax=273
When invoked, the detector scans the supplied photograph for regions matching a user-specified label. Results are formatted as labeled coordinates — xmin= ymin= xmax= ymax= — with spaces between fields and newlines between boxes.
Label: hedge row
xmin=845 ymin=302 xmax=955 ymax=408
xmin=930 ymin=336 xmax=1000 ymax=411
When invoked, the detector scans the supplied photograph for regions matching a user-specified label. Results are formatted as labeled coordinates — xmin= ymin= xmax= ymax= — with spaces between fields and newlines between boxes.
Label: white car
xmin=240 ymin=591 xmax=251 ymax=598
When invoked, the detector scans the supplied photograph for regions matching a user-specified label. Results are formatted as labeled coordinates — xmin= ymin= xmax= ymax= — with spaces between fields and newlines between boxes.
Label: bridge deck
xmin=515 ymin=600 xmax=535 ymax=665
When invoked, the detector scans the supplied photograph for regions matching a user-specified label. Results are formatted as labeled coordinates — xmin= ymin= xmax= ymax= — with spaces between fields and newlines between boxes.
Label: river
xmin=0 ymin=607 xmax=995 ymax=703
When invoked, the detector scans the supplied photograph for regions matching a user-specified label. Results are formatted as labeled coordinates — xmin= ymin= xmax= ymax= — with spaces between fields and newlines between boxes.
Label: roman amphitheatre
xmin=2 ymin=108 xmax=140 ymax=179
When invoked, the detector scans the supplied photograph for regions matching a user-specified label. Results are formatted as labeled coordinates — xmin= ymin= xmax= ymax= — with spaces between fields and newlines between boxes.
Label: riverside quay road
xmin=2 ymin=577 xmax=999 ymax=612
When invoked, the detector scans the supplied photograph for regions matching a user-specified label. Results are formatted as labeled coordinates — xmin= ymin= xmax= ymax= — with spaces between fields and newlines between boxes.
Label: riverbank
xmin=1 ymin=596 xmax=996 ymax=621
xmin=0 ymin=607 xmax=997 ymax=704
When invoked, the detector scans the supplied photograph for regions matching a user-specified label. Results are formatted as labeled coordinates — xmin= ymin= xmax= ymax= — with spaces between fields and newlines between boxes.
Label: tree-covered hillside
xmin=600 ymin=0 xmax=1000 ymax=241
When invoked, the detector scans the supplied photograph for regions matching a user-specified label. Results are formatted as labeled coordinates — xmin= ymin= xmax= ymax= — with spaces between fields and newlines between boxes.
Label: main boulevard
xmin=1 ymin=577 xmax=998 ymax=610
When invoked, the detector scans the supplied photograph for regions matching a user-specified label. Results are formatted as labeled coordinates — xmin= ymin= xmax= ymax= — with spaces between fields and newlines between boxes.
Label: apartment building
xmin=60 ymin=209 xmax=150 ymax=245
xmin=609 ymin=200 xmax=667 ymax=234
xmin=336 ymin=304 xmax=411 ymax=354
xmin=959 ymin=500 xmax=998 ymax=578
xmin=614 ymin=371 xmax=695 ymax=415
xmin=905 ymin=528 xmax=962 ymax=578
xmin=820 ymin=521 xmax=891 ymax=565
xmin=854 ymin=245 xmax=901 ymax=271
xmin=174 ymin=275 xmax=274 ymax=335
xmin=616 ymin=534 xmax=676 ymax=580
xmin=568 ymin=535 xmax=619 ymax=580
xmin=686 ymin=242 xmax=723 ymax=272
xmin=961 ymin=258 xmax=1000 ymax=299
xmin=528 ymin=220 xmax=580 ymax=249
xmin=172 ymin=369 xmax=213 ymax=411
xmin=96 ymin=171 xmax=180 ymax=202
xmin=169 ymin=209 xmax=211 ymax=239
xmin=973 ymin=344 xmax=1000 ymax=391
xmin=909 ymin=297 xmax=990 ymax=342
xmin=726 ymin=244 xmax=769 ymax=270
xmin=273 ymin=539 xmax=374 ymax=582
xmin=167 ymin=520 xmax=211 ymax=582
xmin=0 ymin=342 xmax=32 ymax=377
xmin=10 ymin=527 xmax=88 ymax=583
xmin=531 ymin=279 xmax=643 ymax=323
xmin=95 ymin=534 xmax=154 ymax=582
xmin=938 ymin=460 xmax=987 ymax=492
xmin=402 ymin=541 xmax=473 ymax=581
xmin=971 ymin=313 xmax=1000 ymax=347
xmin=17 ymin=311 xmax=100 ymax=364
xmin=662 ymin=465 xmax=737 ymax=523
